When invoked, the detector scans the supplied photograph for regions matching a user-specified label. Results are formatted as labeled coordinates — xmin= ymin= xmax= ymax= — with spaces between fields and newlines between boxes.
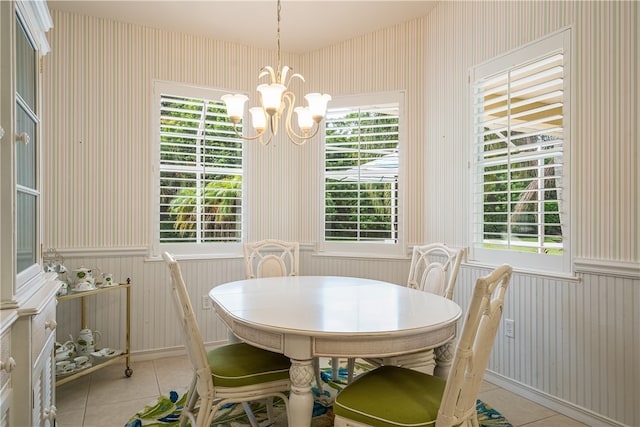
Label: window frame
xmin=318 ymin=91 xmax=406 ymax=258
xmin=150 ymin=80 xmax=245 ymax=258
xmin=468 ymin=29 xmax=572 ymax=274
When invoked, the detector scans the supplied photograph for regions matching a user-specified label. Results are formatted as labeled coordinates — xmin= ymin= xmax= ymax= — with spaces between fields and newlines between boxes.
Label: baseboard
xmin=484 ymin=370 xmax=627 ymax=427
xmin=129 ymin=341 xmax=227 ymax=362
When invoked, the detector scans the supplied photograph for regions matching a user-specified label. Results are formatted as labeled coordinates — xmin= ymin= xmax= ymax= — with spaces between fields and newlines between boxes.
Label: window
xmin=470 ymin=30 xmax=571 ymax=273
xmin=321 ymin=92 xmax=405 ymax=256
xmin=153 ymin=81 xmax=243 ymax=256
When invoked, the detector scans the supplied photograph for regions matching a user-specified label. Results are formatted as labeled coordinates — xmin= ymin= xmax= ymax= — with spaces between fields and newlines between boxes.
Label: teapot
xmin=69 ymin=267 xmax=94 ymax=286
xmin=55 ymin=339 xmax=76 ymax=361
xmin=76 ymin=328 xmax=101 ymax=356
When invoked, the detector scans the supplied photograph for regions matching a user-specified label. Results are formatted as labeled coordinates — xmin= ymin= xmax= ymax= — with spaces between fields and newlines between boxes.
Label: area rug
xmin=125 ymin=361 xmax=512 ymax=426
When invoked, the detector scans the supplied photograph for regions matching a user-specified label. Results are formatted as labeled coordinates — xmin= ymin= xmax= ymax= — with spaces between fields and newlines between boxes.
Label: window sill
xmin=312 ymin=251 xmax=410 ymax=262
xmin=464 ymin=260 xmax=581 ymax=282
xmin=146 ymin=252 xmax=243 ymax=262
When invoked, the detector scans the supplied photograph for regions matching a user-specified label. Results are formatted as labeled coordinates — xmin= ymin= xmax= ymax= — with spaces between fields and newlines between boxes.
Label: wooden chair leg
xmin=347 ymin=357 xmax=356 ymax=383
xmin=313 ymin=357 xmax=324 ymax=394
xmin=331 ymin=357 xmax=340 ymax=381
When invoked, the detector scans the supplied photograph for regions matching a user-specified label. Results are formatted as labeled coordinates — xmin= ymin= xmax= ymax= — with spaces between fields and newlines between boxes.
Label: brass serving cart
xmin=55 ymin=278 xmax=132 ymax=386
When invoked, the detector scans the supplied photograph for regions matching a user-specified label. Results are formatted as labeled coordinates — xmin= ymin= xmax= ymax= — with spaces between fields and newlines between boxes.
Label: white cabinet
xmin=0 ymin=310 xmax=18 ymax=427
xmin=32 ymin=334 xmax=56 ymax=426
xmin=12 ymin=281 xmax=59 ymax=427
xmin=0 ymin=1 xmax=57 ymax=426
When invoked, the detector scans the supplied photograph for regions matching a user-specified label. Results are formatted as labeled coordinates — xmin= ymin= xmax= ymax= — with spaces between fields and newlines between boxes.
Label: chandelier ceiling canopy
xmin=222 ymin=0 xmax=331 ymax=146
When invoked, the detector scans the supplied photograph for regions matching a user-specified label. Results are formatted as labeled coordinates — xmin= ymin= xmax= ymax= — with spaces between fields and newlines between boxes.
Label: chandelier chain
xmin=276 ymin=0 xmax=281 ymax=77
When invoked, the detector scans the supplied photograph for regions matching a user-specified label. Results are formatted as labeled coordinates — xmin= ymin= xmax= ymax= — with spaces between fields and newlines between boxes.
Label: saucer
xmin=90 ymin=348 xmax=122 ymax=363
xmin=98 ymin=283 xmax=119 ymax=288
xmin=56 ymin=362 xmax=92 ymax=377
xmin=71 ymin=286 xmax=96 ymax=293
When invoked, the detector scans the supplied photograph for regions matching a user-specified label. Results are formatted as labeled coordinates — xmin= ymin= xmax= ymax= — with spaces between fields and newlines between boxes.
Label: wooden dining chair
xmin=348 ymin=244 xmax=465 ymax=380
xmin=162 ymin=252 xmax=291 ymax=427
xmin=242 ymin=239 xmax=334 ymax=393
xmin=333 ymin=264 xmax=513 ymax=427
xmin=243 ymin=239 xmax=299 ymax=279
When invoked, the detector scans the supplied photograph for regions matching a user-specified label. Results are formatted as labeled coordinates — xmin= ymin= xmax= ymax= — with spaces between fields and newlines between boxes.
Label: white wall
xmin=43 ymin=1 xmax=638 ymax=426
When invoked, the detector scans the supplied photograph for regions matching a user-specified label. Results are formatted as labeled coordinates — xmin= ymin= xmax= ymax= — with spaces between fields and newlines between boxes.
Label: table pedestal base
xmin=434 ymin=342 xmax=454 ymax=379
xmin=289 ymin=359 xmax=315 ymax=427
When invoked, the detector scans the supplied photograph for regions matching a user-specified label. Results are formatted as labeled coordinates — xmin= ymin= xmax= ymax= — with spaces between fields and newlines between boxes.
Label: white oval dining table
xmin=209 ymin=275 xmax=462 ymax=427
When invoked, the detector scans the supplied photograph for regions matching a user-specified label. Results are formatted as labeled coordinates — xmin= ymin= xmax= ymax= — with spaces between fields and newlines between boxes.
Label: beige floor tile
xmin=89 ymin=359 xmax=151 ymax=382
xmin=83 ymin=396 xmax=157 ymax=427
xmin=478 ymin=387 xmax=557 ymax=426
xmin=153 ymin=355 xmax=193 ymax=394
xmin=56 ymin=375 xmax=91 ymax=413
xmin=87 ymin=374 xmax=159 ymax=406
xmin=86 ymin=361 xmax=159 ymax=406
xmin=55 ymin=408 xmax=85 ymax=427
xmin=478 ymin=379 xmax=500 ymax=393
xmin=522 ymin=414 xmax=590 ymax=427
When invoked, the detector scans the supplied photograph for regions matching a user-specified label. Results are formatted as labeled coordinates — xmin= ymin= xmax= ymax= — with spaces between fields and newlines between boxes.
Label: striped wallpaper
xmin=42 ymin=1 xmax=638 ymax=426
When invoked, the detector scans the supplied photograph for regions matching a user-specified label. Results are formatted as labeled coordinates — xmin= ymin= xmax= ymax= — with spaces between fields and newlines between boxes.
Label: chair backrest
xmin=436 ymin=264 xmax=512 ymax=427
xmin=243 ymin=239 xmax=300 ymax=279
xmin=406 ymin=243 xmax=465 ymax=299
xmin=162 ymin=252 xmax=215 ymax=400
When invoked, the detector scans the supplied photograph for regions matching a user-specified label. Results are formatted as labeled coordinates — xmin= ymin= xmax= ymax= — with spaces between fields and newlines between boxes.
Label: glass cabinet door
xmin=15 ymin=11 xmax=40 ymax=283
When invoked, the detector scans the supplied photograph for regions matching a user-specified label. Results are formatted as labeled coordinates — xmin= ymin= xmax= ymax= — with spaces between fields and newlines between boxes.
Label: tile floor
xmin=55 ymin=355 xmax=589 ymax=427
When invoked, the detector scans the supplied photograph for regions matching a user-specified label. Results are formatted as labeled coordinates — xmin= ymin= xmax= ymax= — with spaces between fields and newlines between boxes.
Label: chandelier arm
xmin=281 ymin=92 xmax=319 ymax=145
xmin=259 ymin=133 xmax=272 ymax=146
xmin=231 ymin=121 xmax=267 ymax=142
xmin=286 ymin=122 xmax=320 ymax=145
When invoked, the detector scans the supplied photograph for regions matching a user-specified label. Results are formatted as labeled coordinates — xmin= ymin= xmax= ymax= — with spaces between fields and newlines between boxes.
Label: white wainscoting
xmin=55 ymin=250 xmax=639 ymax=426
xmin=456 ymin=262 xmax=639 ymax=427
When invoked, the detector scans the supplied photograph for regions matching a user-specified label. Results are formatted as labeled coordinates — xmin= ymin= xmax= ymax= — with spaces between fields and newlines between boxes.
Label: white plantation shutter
xmin=470 ymin=30 xmax=571 ymax=273
xmin=322 ymin=92 xmax=404 ymax=255
xmin=156 ymin=83 xmax=243 ymax=247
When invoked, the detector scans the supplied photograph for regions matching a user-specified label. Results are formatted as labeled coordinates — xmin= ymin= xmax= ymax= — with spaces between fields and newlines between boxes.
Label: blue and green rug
xmin=126 ymin=361 xmax=512 ymax=426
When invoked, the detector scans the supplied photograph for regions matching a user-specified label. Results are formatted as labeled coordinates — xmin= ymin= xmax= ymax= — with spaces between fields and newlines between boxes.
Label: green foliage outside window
xmin=159 ymin=95 xmax=242 ymax=243
xmin=324 ymin=110 xmax=399 ymax=242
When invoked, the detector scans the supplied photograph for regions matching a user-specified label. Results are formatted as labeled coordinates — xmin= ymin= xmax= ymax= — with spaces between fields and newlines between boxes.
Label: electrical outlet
xmin=504 ymin=318 xmax=515 ymax=338
xmin=201 ymin=295 xmax=212 ymax=310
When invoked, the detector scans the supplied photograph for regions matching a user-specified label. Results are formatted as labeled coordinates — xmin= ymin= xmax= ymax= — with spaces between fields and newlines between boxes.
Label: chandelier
xmin=222 ymin=0 xmax=331 ymax=146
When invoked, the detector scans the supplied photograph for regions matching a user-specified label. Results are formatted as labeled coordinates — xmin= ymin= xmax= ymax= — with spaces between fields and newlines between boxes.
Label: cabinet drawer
xmin=31 ymin=298 xmax=57 ymax=362
xmin=0 ymin=328 xmax=10 ymax=389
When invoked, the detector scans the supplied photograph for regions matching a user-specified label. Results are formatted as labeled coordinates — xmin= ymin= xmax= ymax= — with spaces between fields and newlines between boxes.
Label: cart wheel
xmin=125 ymin=367 xmax=133 ymax=377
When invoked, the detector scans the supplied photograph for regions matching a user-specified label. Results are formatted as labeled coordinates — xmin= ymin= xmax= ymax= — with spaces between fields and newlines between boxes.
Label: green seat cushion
xmin=208 ymin=343 xmax=291 ymax=387
xmin=334 ymin=365 xmax=447 ymax=427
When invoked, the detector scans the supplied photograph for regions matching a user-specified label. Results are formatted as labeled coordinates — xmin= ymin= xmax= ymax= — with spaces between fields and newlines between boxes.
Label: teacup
xmin=56 ymin=360 xmax=70 ymax=372
xmin=74 ymin=356 xmax=89 ymax=367
xmin=57 ymin=282 xmax=68 ymax=296
xmin=102 ymin=273 xmax=115 ymax=286
xmin=74 ymin=281 xmax=94 ymax=292
xmin=55 ymin=349 xmax=73 ymax=361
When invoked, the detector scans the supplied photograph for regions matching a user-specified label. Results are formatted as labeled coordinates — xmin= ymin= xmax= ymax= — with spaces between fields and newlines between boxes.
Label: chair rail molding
xmin=574 ymin=258 xmax=640 ymax=279
xmin=56 ymin=247 xmax=148 ymax=257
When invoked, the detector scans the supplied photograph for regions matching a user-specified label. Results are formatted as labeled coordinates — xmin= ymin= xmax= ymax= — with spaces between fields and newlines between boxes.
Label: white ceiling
xmin=47 ymin=0 xmax=438 ymax=53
